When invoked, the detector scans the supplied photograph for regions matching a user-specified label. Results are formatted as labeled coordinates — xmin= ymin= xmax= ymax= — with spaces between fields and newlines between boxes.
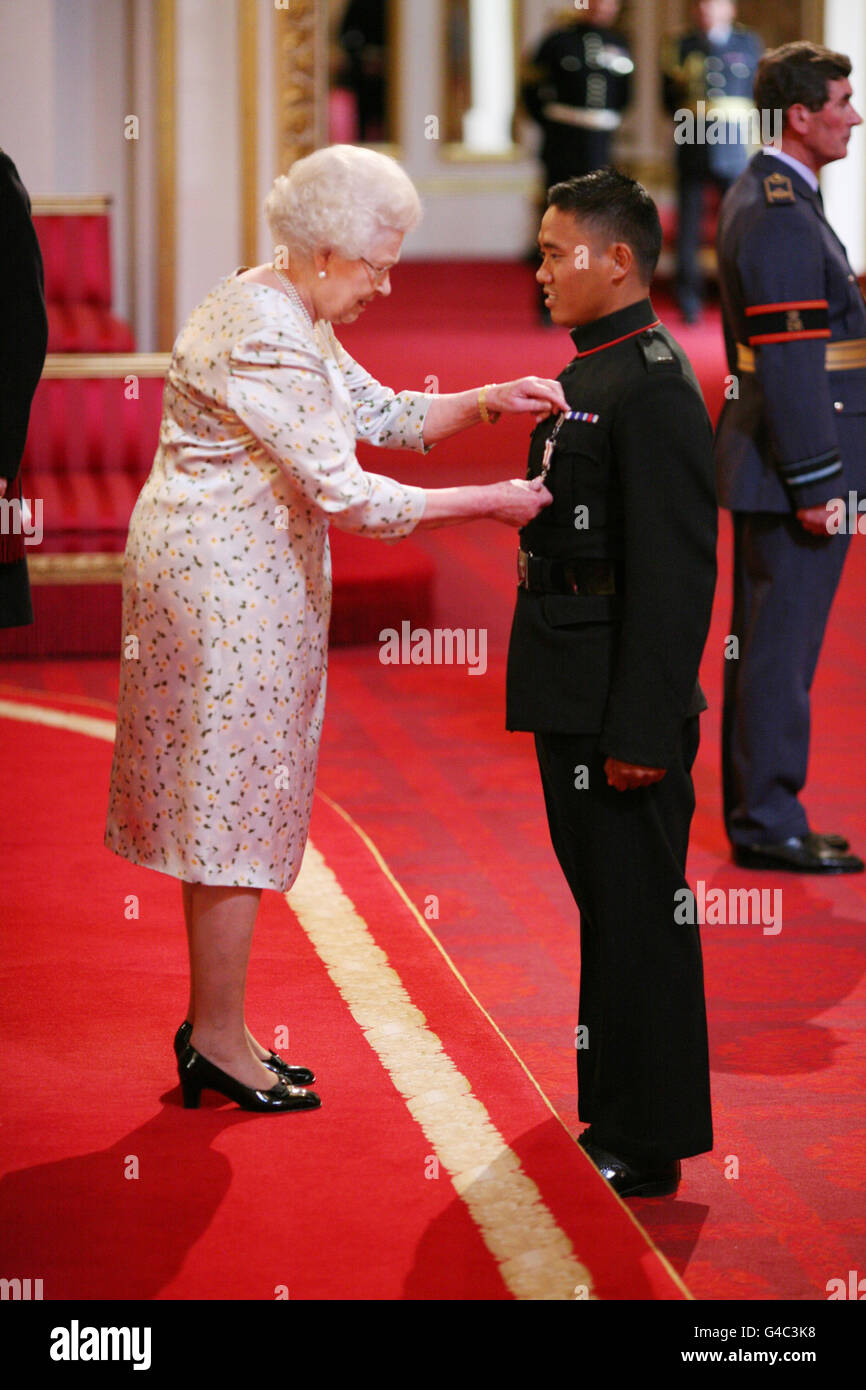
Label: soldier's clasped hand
xmin=604 ymin=757 xmax=667 ymax=791
xmin=796 ymin=501 xmax=842 ymax=536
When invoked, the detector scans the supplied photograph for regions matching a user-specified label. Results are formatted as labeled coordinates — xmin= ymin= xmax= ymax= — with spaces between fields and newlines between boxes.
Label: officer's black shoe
xmin=578 ymin=1132 xmax=681 ymax=1198
xmin=733 ymin=836 xmax=864 ymax=874
xmin=807 ymin=830 xmax=850 ymax=853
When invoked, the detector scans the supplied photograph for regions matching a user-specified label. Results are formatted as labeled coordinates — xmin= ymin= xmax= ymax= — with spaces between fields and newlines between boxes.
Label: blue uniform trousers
xmin=722 ymin=513 xmax=851 ymax=845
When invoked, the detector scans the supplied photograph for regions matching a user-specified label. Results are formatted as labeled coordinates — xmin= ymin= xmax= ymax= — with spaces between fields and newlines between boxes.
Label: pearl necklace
xmin=271 ymin=264 xmax=314 ymax=330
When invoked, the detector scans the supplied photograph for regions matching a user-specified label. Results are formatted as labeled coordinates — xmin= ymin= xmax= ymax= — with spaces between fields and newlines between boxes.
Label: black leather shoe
xmin=177 ymin=1044 xmax=321 ymax=1112
xmin=807 ymin=830 xmax=850 ymax=853
xmin=173 ymin=1021 xmax=315 ymax=1086
xmin=578 ymin=1132 xmax=680 ymax=1198
xmin=733 ymin=837 xmax=864 ymax=874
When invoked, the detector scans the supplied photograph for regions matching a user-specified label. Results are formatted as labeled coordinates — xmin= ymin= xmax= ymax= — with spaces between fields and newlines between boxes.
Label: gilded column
xmin=273 ymin=0 xmax=327 ymax=175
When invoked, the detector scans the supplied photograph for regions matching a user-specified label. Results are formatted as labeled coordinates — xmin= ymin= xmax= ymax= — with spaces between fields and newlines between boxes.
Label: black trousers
xmin=722 ymin=512 xmax=851 ymax=846
xmin=0 ymin=556 xmax=33 ymax=628
xmin=534 ymin=719 xmax=712 ymax=1162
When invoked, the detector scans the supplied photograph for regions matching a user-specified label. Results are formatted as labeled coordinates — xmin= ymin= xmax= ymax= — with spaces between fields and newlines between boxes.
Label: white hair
xmin=265 ymin=144 xmax=422 ymax=260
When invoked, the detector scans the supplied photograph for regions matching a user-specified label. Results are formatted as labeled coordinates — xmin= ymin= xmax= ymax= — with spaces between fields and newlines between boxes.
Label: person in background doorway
xmin=662 ymin=0 xmax=762 ymax=323
xmin=522 ymin=0 xmax=633 ymax=322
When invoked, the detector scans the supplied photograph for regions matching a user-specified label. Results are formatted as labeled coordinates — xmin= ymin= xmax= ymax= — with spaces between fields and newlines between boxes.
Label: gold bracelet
xmin=478 ymin=384 xmax=501 ymax=425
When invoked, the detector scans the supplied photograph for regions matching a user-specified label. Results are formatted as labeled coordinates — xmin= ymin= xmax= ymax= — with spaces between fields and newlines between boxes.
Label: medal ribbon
xmin=538 ymin=410 xmax=600 ymax=483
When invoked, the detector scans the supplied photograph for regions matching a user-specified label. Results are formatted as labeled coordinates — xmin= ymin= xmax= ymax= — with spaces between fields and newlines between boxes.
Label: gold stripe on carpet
xmin=27 ymin=553 xmax=124 ymax=586
xmin=0 ymin=700 xmax=117 ymax=742
xmin=315 ymin=789 xmax=694 ymax=1300
xmin=0 ymin=694 xmax=686 ymax=1300
xmin=287 ymin=841 xmax=596 ymax=1300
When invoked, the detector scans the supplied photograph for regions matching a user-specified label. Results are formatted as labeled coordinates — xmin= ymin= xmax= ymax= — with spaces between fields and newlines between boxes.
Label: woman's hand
xmin=486 ymin=476 xmax=553 ymax=526
xmin=416 ymin=478 xmax=551 ymax=529
xmin=421 ymin=379 xmax=567 ymax=444
xmin=485 ymin=377 xmax=568 ymax=421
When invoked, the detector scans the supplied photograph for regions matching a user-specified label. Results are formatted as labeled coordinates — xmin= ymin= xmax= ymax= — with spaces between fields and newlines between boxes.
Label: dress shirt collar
xmin=570 ymin=297 xmax=659 ymax=357
xmin=760 ymin=146 xmax=820 ymax=192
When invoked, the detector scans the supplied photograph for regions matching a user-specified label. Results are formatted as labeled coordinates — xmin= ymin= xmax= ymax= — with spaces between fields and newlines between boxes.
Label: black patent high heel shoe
xmin=173 ymin=1020 xmax=315 ymax=1086
xmin=177 ymin=1043 xmax=321 ymax=1113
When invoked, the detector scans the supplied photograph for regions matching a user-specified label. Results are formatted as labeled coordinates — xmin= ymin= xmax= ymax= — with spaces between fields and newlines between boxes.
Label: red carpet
xmin=0 ymin=686 xmax=684 ymax=1300
xmin=2 ymin=261 xmax=864 ymax=1302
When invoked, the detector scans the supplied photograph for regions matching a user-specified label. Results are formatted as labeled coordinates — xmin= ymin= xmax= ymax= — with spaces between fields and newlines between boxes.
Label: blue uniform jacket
xmin=714 ymin=151 xmax=866 ymax=513
xmin=662 ymin=24 xmax=763 ymax=180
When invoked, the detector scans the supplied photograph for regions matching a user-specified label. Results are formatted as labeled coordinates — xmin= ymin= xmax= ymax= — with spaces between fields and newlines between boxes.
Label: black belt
xmin=517 ymin=549 xmax=618 ymax=595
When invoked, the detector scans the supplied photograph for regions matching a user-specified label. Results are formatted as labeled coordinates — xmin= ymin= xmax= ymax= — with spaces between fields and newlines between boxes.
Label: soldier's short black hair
xmin=546 ymin=168 xmax=662 ymax=284
xmin=754 ymin=41 xmax=852 ymax=120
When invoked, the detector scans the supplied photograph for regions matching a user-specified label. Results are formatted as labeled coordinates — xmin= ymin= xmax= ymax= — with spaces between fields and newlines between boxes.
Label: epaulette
xmin=763 ymin=171 xmax=796 ymax=205
xmin=638 ymin=327 xmax=680 ymax=372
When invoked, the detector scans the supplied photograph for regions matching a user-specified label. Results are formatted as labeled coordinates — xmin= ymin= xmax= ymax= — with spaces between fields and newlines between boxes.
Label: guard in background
xmin=522 ymin=1 xmax=632 ymax=321
xmin=507 ymin=170 xmax=717 ymax=1196
xmin=0 ymin=148 xmax=48 ymax=630
xmin=715 ymin=42 xmax=865 ymax=874
xmin=521 ymin=0 xmax=633 ymax=186
xmin=662 ymin=0 xmax=762 ymax=323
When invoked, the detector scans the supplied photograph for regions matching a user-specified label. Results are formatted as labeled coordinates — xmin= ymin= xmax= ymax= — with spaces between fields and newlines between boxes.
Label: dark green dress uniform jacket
xmin=506 ymin=298 xmax=717 ymax=770
xmin=0 ymin=148 xmax=48 ymax=629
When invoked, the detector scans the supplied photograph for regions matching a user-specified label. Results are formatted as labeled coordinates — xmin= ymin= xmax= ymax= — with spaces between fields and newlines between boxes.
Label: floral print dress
xmin=105 ymin=272 xmax=429 ymax=890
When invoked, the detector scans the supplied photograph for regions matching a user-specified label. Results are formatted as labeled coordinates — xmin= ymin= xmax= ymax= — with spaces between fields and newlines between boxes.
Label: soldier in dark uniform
xmin=522 ymin=0 xmax=632 ymax=324
xmin=506 ymin=169 xmax=717 ymax=1195
xmin=521 ymin=0 xmax=633 ymax=186
xmin=662 ymin=0 xmax=762 ymax=323
xmin=715 ymin=42 xmax=865 ymax=873
xmin=0 ymin=148 xmax=48 ymax=630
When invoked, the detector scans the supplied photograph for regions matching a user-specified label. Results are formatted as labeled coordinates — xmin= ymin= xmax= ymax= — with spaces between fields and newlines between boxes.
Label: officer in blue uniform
xmin=507 ymin=170 xmax=717 ymax=1196
xmin=715 ymin=41 xmax=865 ymax=873
xmin=521 ymin=0 xmax=633 ymax=185
xmin=662 ymin=0 xmax=762 ymax=322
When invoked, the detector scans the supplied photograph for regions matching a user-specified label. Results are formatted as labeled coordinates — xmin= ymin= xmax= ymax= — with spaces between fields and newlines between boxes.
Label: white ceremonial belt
xmin=685 ymin=96 xmax=754 ymax=116
xmin=542 ymin=103 xmax=622 ymax=132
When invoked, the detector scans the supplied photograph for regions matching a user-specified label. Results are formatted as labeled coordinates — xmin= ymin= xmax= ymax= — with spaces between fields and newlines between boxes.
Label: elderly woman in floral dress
xmin=105 ymin=144 xmax=563 ymax=1113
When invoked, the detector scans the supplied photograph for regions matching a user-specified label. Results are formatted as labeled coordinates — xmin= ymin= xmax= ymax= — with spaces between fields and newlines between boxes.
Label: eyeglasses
xmin=359 ymin=256 xmax=397 ymax=285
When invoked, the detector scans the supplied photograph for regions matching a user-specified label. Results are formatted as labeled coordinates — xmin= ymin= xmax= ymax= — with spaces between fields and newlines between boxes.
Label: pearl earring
xmin=318 ymin=270 xmax=326 ymax=279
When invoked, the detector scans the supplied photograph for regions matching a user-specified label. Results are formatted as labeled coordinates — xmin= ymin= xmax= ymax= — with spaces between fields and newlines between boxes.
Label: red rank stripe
xmin=748 ymin=329 xmax=832 ymax=344
xmin=745 ymin=299 xmax=829 ymax=314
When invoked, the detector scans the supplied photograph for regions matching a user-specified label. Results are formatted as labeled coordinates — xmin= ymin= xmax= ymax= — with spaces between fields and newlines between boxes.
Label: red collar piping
xmin=573 ymin=319 xmax=662 ymax=358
